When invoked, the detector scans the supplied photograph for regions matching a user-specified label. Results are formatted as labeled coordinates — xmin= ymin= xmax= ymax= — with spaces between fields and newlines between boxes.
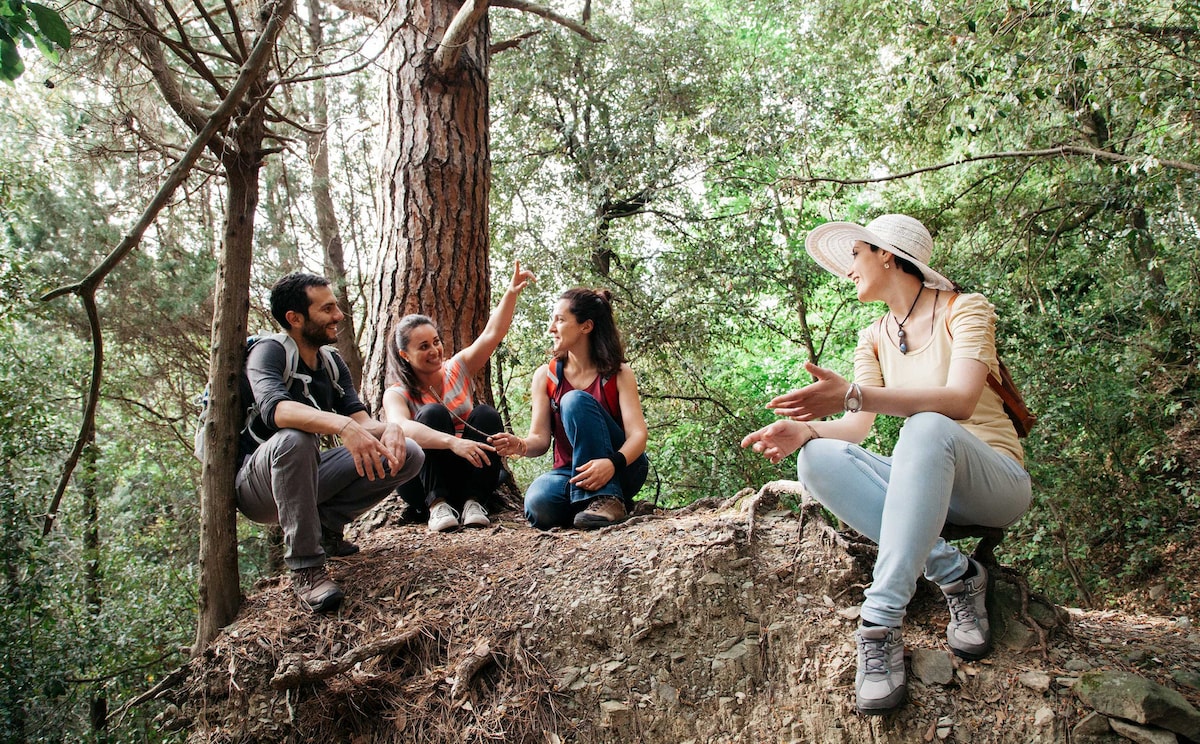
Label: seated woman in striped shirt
xmin=383 ymin=262 xmax=536 ymax=532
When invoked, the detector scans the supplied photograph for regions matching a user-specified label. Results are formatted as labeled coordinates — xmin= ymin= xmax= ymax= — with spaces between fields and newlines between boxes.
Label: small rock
xmin=1057 ymin=676 xmax=1080 ymax=689
xmin=836 ymin=606 xmax=861 ymax=621
xmin=1034 ymin=706 xmax=1055 ymax=726
xmin=1065 ymin=659 xmax=1093 ymax=673
xmin=1172 ymin=670 xmax=1200 ymax=691
xmin=1149 ymin=584 xmax=1168 ymax=602
xmin=1109 ymin=718 xmax=1180 ymax=744
xmin=1174 ymin=617 xmax=1192 ymax=630
xmin=699 ymin=572 xmax=726 ymax=586
xmin=599 ymin=700 xmax=631 ymax=728
xmin=1020 ymin=670 xmax=1053 ymax=693
xmin=912 ymin=648 xmax=954 ymax=686
xmin=1073 ymin=711 xmax=1111 ymax=737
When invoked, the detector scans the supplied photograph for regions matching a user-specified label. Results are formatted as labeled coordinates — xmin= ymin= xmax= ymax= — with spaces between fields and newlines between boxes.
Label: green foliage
xmin=0 ymin=0 xmax=69 ymax=83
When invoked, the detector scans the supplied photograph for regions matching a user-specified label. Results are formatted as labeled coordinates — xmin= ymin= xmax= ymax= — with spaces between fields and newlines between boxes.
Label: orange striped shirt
xmin=391 ymin=353 xmax=475 ymax=436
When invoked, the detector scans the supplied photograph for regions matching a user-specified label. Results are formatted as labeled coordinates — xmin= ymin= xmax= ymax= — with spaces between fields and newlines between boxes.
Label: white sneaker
xmin=462 ymin=500 xmax=490 ymax=528
xmin=427 ymin=502 xmax=459 ymax=533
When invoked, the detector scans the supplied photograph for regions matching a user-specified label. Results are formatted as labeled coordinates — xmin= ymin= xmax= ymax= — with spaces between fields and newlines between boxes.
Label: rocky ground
xmin=151 ymin=482 xmax=1200 ymax=743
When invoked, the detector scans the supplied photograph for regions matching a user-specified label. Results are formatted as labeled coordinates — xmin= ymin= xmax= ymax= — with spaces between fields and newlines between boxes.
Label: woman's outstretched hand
xmin=489 ymin=432 xmax=526 ymax=458
xmin=740 ymin=420 xmax=812 ymax=464
xmin=767 ymin=361 xmax=849 ymax=420
xmin=509 ymin=260 xmax=536 ymax=294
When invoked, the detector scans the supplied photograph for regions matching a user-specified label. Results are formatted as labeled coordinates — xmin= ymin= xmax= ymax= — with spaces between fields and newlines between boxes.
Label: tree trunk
xmin=81 ymin=419 xmax=107 ymax=741
xmin=361 ymin=0 xmax=493 ymax=410
xmin=306 ymin=0 xmax=365 ymax=389
xmin=194 ymin=116 xmax=267 ymax=653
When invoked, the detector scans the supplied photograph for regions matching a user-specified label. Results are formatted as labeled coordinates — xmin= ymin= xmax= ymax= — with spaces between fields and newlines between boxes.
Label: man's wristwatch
xmin=843 ymin=382 xmax=863 ymax=413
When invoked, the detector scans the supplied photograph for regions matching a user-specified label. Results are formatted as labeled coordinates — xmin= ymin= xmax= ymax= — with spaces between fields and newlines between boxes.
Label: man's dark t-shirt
xmin=237 ymin=338 xmax=365 ymax=465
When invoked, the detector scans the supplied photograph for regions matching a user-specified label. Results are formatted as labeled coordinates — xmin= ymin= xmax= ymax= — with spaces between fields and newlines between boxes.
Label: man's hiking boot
xmin=573 ymin=497 xmax=626 ymax=529
xmin=854 ymin=625 xmax=906 ymax=714
xmin=321 ymin=529 xmax=360 ymax=558
xmin=292 ymin=565 xmax=344 ymax=614
xmin=461 ymin=500 xmax=490 ymax=528
xmin=939 ymin=558 xmax=993 ymax=659
xmin=428 ymin=501 xmax=460 ymax=533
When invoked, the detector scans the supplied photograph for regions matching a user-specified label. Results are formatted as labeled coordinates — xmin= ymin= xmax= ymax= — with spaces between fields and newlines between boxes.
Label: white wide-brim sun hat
xmin=804 ymin=214 xmax=955 ymax=291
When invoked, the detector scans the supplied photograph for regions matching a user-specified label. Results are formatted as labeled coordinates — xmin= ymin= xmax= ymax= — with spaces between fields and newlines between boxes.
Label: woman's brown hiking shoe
xmin=573 ymin=497 xmax=627 ymax=529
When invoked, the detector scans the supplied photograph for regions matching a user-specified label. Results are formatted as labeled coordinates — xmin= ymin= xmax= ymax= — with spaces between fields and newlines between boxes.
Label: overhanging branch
xmin=781 ymin=145 xmax=1200 ymax=189
xmin=490 ymin=0 xmax=603 ymax=43
xmin=435 ymin=0 xmax=492 ymax=73
xmin=38 ymin=0 xmax=296 ymax=534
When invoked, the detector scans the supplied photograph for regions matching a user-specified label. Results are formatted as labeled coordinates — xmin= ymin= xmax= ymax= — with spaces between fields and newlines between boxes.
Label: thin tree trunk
xmin=81 ymin=419 xmax=107 ymax=742
xmin=361 ymin=0 xmax=493 ymax=410
xmin=306 ymin=0 xmax=365 ymax=388
xmin=195 ymin=117 xmax=269 ymax=653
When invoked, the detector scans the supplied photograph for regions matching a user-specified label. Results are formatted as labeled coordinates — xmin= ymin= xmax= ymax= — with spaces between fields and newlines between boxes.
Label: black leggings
xmin=399 ymin=403 xmax=503 ymax=512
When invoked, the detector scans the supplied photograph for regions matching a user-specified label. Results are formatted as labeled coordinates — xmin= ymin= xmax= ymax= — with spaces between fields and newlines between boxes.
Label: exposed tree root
xmin=270 ymin=626 xmax=423 ymax=689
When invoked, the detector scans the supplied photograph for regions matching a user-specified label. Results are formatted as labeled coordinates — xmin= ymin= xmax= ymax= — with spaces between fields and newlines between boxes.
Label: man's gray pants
xmin=235 ymin=429 xmax=424 ymax=569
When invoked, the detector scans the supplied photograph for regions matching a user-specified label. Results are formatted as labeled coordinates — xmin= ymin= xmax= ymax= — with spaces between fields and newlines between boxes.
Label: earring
xmin=883 ymin=263 xmax=890 ymax=269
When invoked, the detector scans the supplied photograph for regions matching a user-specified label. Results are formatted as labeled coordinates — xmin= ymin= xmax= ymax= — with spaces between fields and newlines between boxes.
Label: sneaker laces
xmin=944 ymin=587 xmax=979 ymax=627
xmin=859 ymin=634 xmax=892 ymax=675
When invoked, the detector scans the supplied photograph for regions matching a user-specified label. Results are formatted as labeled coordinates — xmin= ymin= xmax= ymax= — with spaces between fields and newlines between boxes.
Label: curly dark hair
xmin=557 ymin=287 xmax=625 ymax=378
xmin=269 ymin=273 xmax=330 ymax=329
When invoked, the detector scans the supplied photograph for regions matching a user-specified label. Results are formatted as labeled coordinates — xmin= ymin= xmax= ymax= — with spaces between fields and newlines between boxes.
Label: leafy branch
xmin=0 ymin=0 xmax=70 ymax=83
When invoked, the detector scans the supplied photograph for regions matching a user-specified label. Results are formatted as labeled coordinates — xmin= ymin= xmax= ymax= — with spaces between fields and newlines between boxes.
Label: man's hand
xmin=767 ymin=362 xmax=849 ymax=420
xmin=570 ymin=458 xmax=615 ymax=492
xmin=448 ymin=437 xmax=495 ymax=468
xmin=341 ymin=419 xmax=401 ymax=479
xmin=378 ymin=422 xmax=408 ymax=475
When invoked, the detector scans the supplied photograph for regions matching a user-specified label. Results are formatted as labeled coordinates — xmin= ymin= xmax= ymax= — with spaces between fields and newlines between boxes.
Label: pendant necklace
xmin=893 ymin=285 xmax=925 ymax=354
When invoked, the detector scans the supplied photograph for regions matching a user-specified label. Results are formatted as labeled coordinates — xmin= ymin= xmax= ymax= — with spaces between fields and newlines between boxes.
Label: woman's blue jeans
xmin=796 ymin=412 xmax=1031 ymax=628
xmin=525 ymin=390 xmax=649 ymax=529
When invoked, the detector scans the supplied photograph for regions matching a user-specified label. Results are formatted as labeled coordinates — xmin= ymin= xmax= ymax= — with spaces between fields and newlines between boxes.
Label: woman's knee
xmin=559 ymin=389 xmax=600 ymax=418
xmin=796 ymin=438 xmax=849 ymax=489
xmin=414 ymin=403 xmax=454 ymax=433
xmin=897 ymin=412 xmax=958 ymax=450
xmin=467 ymin=404 xmax=502 ymax=435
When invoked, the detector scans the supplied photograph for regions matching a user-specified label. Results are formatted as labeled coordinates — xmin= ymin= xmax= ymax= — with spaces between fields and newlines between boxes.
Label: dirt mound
xmin=152 ymin=482 xmax=1200 ymax=743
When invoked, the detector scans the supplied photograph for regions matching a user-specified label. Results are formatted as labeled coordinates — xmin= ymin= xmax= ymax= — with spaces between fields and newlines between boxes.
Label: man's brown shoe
xmin=573 ymin=496 xmax=627 ymax=529
xmin=292 ymin=565 xmax=344 ymax=613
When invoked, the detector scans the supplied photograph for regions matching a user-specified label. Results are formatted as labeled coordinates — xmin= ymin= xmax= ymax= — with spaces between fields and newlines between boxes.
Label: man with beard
xmin=235 ymin=273 xmax=423 ymax=613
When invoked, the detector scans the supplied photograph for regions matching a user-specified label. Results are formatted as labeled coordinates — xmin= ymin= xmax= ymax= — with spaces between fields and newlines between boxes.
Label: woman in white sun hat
xmin=742 ymin=213 xmax=1031 ymax=715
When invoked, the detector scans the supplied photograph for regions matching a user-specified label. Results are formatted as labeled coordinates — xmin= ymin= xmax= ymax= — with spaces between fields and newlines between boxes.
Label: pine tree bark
xmin=360 ymin=0 xmax=493 ymax=410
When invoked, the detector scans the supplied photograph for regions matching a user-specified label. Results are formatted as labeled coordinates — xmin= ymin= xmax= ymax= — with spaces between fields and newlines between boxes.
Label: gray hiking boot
xmin=939 ymin=558 xmax=993 ymax=659
xmin=292 ymin=565 xmax=344 ymax=614
xmin=854 ymin=625 xmax=906 ymax=714
xmin=572 ymin=496 xmax=627 ymax=529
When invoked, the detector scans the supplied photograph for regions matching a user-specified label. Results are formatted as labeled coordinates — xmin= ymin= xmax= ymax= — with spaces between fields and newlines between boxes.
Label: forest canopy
xmin=1 ymin=0 xmax=1198 ymax=739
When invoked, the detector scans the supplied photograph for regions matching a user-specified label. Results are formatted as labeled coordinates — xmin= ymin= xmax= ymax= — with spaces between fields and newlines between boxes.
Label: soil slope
xmin=157 ymin=482 xmax=1200 ymax=743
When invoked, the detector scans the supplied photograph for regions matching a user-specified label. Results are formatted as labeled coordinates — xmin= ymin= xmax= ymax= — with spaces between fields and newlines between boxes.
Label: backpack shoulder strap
xmin=546 ymin=358 xmax=564 ymax=399
xmin=318 ymin=345 xmax=344 ymax=396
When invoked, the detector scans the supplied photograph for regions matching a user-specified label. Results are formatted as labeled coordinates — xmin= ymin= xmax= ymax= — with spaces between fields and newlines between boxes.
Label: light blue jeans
xmin=525 ymin=390 xmax=649 ymax=529
xmin=796 ymin=412 xmax=1031 ymax=628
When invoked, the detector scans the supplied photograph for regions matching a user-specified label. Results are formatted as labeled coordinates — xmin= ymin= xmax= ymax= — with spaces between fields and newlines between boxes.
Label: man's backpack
xmin=870 ymin=293 xmax=1036 ymax=438
xmin=193 ymin=333 xmax=344 ymax=461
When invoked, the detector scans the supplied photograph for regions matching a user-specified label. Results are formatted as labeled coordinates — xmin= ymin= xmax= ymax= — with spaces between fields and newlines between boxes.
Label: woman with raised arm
xmin=490 ymin=287 xmax=650 ymax=530
xmin=383 ymin=262 xmax=536 ymax=533
xmin=742 ymin=214 xmax=1031 ymax=715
